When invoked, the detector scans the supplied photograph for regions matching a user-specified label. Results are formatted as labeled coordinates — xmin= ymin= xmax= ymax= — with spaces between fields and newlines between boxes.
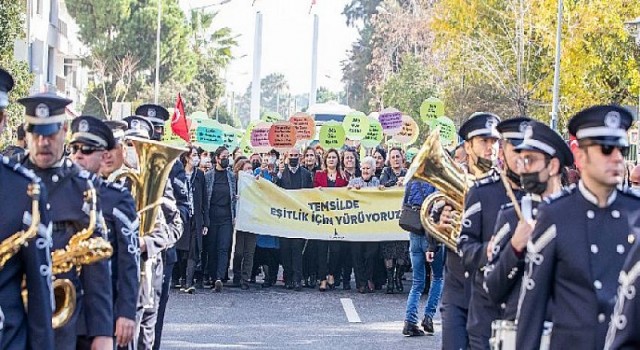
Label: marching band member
xmin=134 ymin=104 xmax=190 ymax=350
xmin=440 ymin=113 xmax=500 ymax=349
xmin=17 ymin=93 xmax=113 ymax=350
xmin=68 ymin=116 xmax=140 ymax=349
xmin=605 ymin=236 xmax=640 ymax=349
xmin=516 ymin=105 xmax=640 ymax=349
xmin=120 ymin=115 xmax=183 ymax=350
xmin=484 ymin=121 xmax=573 ymax=324
xmin=459 ymin=115 xmax=528 ymax=350
xmin=0 ymin=69 xmax=54 ymax=350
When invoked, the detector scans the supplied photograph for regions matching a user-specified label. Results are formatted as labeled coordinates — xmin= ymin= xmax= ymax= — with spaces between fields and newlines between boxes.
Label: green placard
xmin=261 ymin=111 xmax=283 ymax=123
xmin=420 ymin=97 xmax=445 ymax=122
xmin=239 ymin=136 xmax=253 ymax=155
xmin=435 ymin=116 xmax=457 ymax=147
xmin=195 ymin=125 xmax=224 ymax=145
xmin=319 ymin=122 xmax=346 ymax=149
xmin=342 ymin=111 xmax=369 ymax=141
xmin=406 ymin=147 xmax=419 ymax=163
xmin=361 ymin=117 xmax=384 ymax=148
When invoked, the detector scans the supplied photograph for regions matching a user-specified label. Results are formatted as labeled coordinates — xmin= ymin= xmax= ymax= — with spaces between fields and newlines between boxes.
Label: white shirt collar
xmin=578 ymin=180 xmax=617 ymax=207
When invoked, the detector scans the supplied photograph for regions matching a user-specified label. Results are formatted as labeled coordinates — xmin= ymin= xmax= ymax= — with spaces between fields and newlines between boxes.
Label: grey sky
xmin=180 ymin=0 xmax=359 ymax=95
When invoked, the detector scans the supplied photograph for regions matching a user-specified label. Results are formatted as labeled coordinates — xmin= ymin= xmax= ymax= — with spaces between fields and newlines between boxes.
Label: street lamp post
xmin=625 ymin=17 xmax=640 ymax=119
xmin=550 ymin=0 xmax=564 ymax=131
xmin=154 ymin=0 xmax=162 ymax=104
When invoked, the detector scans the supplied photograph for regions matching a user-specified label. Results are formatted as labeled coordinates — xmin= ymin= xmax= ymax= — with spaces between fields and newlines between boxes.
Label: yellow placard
xmin=235 ymin=173 xmax=408 ymax=241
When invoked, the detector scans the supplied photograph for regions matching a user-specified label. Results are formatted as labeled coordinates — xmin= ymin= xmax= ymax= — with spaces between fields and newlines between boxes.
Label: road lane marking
xmin=340 ymin=298 xmax=362 ymax=323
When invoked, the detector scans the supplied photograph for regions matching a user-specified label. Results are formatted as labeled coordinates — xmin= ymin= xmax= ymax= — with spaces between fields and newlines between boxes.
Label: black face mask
xmin=475 ymin=156 xmax=494 ymax=173
xmin=252 ymin=160 xmax=260 ymax=171
xmin=289 ymin=157 xmax=299 ymax=168
xmin=506 ymin=167 xmax=521 ymax=187
xmin=521 ymin=172 xmax=548 ymax=195
xmin=219 ymin=158 xmax=229 ymax=169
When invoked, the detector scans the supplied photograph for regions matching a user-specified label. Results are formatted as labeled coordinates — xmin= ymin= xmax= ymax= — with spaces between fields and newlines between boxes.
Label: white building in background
xmin=14 ymin=0 xmax=89 ymax=114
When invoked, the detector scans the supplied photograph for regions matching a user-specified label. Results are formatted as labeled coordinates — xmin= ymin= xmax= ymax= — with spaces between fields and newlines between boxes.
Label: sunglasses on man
xmin=70 ymin=144 xmax=105 ymax=155
xmin=579 ymin=141 xmax=629 ymax=157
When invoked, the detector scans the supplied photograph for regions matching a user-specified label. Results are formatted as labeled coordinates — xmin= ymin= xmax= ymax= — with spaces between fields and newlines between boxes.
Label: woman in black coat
xmin=176 ymin=146 xmax=207 ymax=293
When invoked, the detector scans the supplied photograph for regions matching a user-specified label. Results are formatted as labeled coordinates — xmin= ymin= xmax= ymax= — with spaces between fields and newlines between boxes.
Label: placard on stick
xmin=361 ymin=116 xmax=383 ymax=148
xmin=289 ymin=112 xmax=315 ymax=141
xmin=378 ymin=108 xmax=403 ymax=136
xmin=319 ymin=122 xmax=346 ymax=149
xmin=250 ymin=122 xmax=272 ymax=153
xmin=268 ymin=121 xmax=297 ymax=151
xmin=342 ymin=111 xmax=369 ymax=141
xmin=392 ymin=115 xmax=420 ymax=145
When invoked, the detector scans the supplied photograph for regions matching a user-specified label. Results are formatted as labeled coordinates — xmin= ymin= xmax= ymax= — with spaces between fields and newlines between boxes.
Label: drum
xmin=490 ymin=320 xmax=552 ymax=350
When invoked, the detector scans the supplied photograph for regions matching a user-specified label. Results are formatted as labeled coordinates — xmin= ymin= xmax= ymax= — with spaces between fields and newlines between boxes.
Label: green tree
xmin=316 ymin=86 xmax=339 ymax=103
xmin=0 ymin=1 xmax=33 ymax=146
xmin=381 ymin=54 xmax=437 ymax=143
xmin=341 ymin=0 xmax=381 ymax=113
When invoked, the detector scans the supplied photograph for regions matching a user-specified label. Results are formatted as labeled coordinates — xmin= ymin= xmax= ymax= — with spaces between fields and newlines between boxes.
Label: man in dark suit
xmin=275 ymin=147 xmax=314 ymax=291
xmin=516 ymin=105 xmax=640 ymax=349
xmin=0 ymin=68 xmax=55 ymax=350
xmin=18 ymin=93 xmax=113 ymax=350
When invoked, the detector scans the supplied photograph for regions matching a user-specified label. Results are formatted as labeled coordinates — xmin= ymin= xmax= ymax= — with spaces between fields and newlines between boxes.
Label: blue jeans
xmin=405 ymin=232 xmax=445 ymax=324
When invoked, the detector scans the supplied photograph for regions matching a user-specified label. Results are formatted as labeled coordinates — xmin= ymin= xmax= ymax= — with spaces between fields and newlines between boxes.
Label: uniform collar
xmin=578 ymin=180 xmax=616 ymax=207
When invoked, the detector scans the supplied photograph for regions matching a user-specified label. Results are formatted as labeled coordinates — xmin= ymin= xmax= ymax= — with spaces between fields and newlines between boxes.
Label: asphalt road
xmin=160 ymin=281 xmax=443 ymax=350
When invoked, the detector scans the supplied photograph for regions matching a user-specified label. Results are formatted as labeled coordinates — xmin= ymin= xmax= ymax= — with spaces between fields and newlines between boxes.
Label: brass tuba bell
xmin=406 ymin=131 xmax=468 ymax=251
xmin=112 ymin=136 xmax=186 ymax=236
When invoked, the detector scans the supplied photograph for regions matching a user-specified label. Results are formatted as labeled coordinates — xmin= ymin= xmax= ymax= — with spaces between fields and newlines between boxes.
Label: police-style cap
xmin=497 ymin=117 xmax=532 ymax=146
xmin=18 ymin=93 xmax=72 ymax=136
xmin=104 ymin=120 xmax=128 ymax=143
xmin=135 ymin=104 xmax=169 ymax=125
xmin=123 ymin=115 xmax=153 ymax=139
xmin=0 ymin=68 xmax=15 ymax=109
xmin=516 ymin=121 xmax=574 ymax=167
xmin=70 ymin=116 xmax=116 ymax=150
xmin=458 ymin=112 xmax=501 ymax=141
xmin=568 ymin=105 xmax=633 ymax=147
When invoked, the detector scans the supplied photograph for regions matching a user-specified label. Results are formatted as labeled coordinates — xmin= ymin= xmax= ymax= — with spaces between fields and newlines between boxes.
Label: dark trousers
xmin=152 ymin=256 xmax=175 ymax=350
xmin=338 ymin=241 xmax=354 ymax=286
xmin=232 ymin=231 xmax=257 ymax=282
xmin=254 ymin=246 xmax=280 ymax=284
xmin=207 ymin=222 xmax=233 ymax=280
xmin=280 ymin=238 xmax=304 ymax=284
xmin=351 ymin=242 xmax=379 ymax=289
xmin=441 ymin=302 xmax=469 ymax=350
xmin=173 ymin=250 xmax=188 ymax=286
xmin=302 ymin=239 xmax=319 ymax=279
xmin=317 ymin=241 xmax=341 ymax=280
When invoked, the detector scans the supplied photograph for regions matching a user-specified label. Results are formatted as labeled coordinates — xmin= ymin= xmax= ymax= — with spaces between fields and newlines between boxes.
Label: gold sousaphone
xmin=405 ymin=131 xmax=468 ymax=251
xmin=111 ymin=137 xmax=186 ymax=309
xmin=112 ymin=136 xmax=187 ymax=236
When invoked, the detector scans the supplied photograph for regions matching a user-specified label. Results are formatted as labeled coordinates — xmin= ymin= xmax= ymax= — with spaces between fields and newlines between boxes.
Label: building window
xmin=47 ymin=46 xmax=55 ymax=84
xmin=36 ymin=0 xmax=42 ymax=15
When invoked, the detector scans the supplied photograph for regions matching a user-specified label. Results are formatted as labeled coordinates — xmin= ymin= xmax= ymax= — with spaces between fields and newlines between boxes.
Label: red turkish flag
xmin=171 ymin=93 xmax=190 ymax=142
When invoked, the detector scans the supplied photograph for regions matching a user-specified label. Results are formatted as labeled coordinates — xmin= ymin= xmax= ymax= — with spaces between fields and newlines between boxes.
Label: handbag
xmin=399 ymin=204 xmax=425 ymax=234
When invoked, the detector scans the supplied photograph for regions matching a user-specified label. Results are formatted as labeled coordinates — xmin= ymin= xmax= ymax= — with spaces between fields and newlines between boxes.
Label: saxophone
xmin=22 ymin=181 xmax=113 ymax=329
xmin=0 ymin=182 xmax=41 ymax=268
